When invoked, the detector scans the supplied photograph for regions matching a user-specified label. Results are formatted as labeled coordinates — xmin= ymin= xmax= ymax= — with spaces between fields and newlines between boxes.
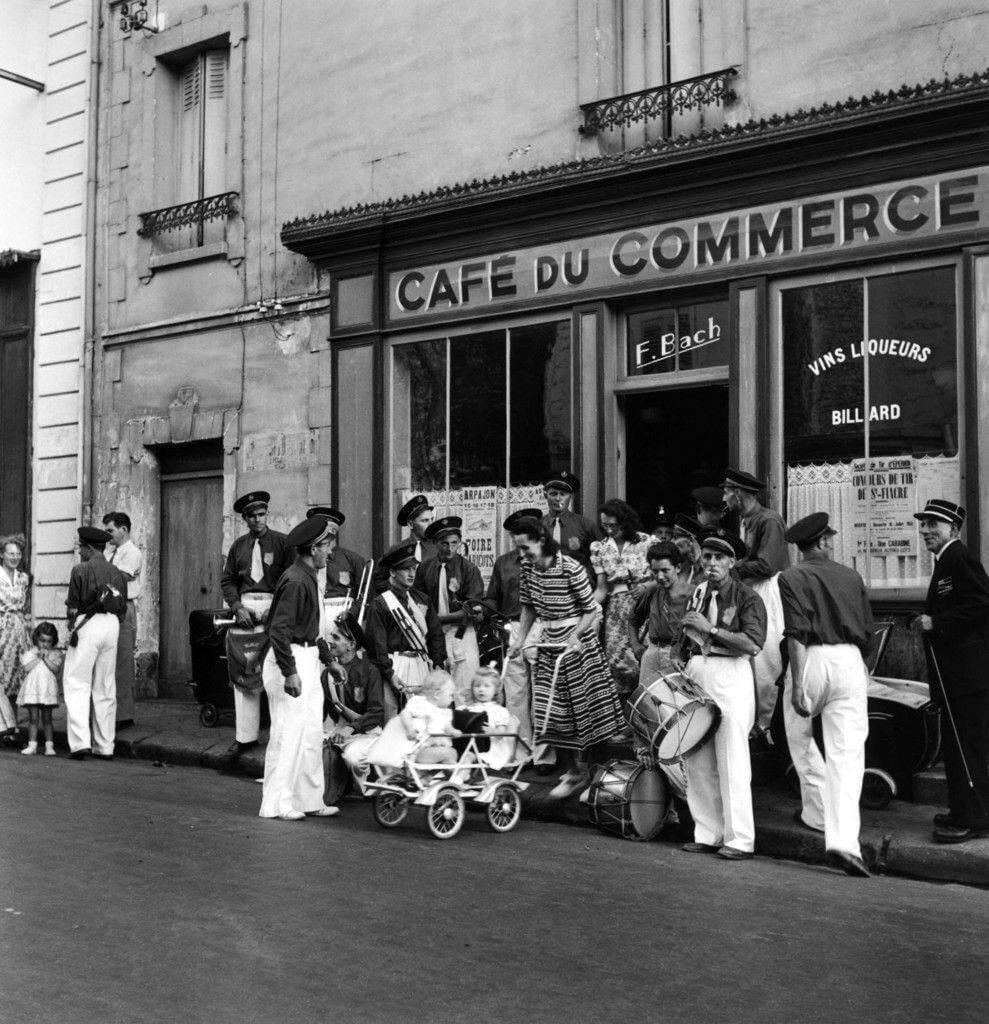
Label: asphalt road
xmin=1 ymin=752 xmax=986 ymax=1024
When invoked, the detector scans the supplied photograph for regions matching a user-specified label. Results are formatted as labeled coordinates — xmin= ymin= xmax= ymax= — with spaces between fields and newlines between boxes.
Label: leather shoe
xmin=681 ymin=841 xmax=719 ymax=854
xmin=91 ymin=752 xmax=113 ymax=761
xmin=793 ymin=809 xmax=825 ymax=833
xmin=306 ymin=806 xmax=340 ymax=817
xmin=933 ymin=812 xmax=958 ymax=828
xmin=548 ymin=770 xmax=590 ymax=800
xmin=826 ymin=849 xmax=871 ymax=877
xmin=933 ymin=824 xmax=989 ymax=844
xmin=718 ymin=846 xmax=754 ymax=861
xmin=69 ymin=748 xmax=91 ymax=760
xmin=277 ymin=810 xmax=305 ymax=821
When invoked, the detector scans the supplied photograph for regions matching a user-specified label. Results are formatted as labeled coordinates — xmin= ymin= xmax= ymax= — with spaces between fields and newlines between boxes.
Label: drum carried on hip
xmin=587 ymin=759 xmax=669 ymax=841
xmin=626 ymin=672 xmax=722 ymax=764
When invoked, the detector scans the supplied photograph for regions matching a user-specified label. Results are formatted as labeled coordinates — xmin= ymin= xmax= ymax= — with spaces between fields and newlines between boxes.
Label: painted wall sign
xmin=388 ymin=168 xmax=986 ymax=321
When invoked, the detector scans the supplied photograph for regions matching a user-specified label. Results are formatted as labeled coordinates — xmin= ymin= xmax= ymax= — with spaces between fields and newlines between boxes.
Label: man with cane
xmin=912 ymin=499 xmax=989 ymax=844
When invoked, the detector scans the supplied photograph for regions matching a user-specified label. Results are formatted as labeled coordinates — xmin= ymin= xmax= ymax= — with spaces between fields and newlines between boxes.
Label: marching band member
xmin=912 ymin=499 xmax=989 ymax=845
xmin=220 ymin=491 xmax=290 ymax=764
xmin=692 ymin=487 xmax=729 ymax=530
xmin=721 ymin=469 xmax=790 ymax=735
xmin=678 ymin=529 xmax=766 ymax=860
xmin=306 ymin=506 xmax=368 ymax=603
xmin=374 ymin=494 xmax=437 ymax=593
xmin=414 ymin=517 xmax=483 ymax=703
xmin=258 ymin=514 xmax=339 ymax=821
xmin=542 ymin=471 xmax=598 ymax=585
xmin=364 ymin=541 xmax=447 ymax=718
xmin=779 ymin=512 xmax=873 ymax=877
xmin=485 ymin=508 xmax=543 ymax=744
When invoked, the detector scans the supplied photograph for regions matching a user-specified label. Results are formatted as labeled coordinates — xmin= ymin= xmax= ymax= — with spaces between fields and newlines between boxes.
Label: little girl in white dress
xmin=461 ymin=666 xmax=518 ymax=770
xmin=19 ymin=622 xmax=63 ymax=756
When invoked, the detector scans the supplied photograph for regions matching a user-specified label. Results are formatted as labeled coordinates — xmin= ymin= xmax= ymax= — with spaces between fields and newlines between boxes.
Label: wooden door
xmin=159 ymin=471 xmax=224 ymax=696
xmin=0 ymin=260 xmax=34 ymax=538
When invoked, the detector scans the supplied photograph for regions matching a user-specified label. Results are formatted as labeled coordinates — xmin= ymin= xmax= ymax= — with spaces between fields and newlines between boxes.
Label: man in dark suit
xmin=912 ymin=498 xmax=989 ymax=844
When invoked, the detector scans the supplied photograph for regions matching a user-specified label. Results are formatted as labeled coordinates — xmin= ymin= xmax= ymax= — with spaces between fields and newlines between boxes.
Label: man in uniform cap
xmin=259 ymin=514 xmax=339 ymax=820
xmin=912 ymin=499 xmax=989 ymax=844
xmin=306 ymin=506 xmax=369 ymax=607
xmin=677 ymin=528 xmax=766 ymax=860
xmin=692 ymin=487 xmax=728 ymax=530
xmin=220 ymin=491 xmax=291 ymax=762
xmin=364 ymin=541 xmax=447 ymax=717
xmin=778 ymin=512 xmax=873 ymax=876
xmin=721 ymin=468 xmax=790 ymax=735
xmin=373 ymin=494 xmax=437 ymax=594
xmin=414 ymin=517 xmax=483 ymax=703
xmin=650 ymin=506 xmax=674 ymax=544
xmin=542 ymin=471 xmax=598 ymax=584
xmin=485 ymin=508 xmax=543 ymax=744
xmin=63 ymin=527 xmax=130 ymax=759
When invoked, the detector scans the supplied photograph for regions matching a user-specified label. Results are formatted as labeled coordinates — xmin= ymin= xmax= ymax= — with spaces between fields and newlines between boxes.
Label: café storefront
xmin=282 ymin=79 xmax=989 ymax=666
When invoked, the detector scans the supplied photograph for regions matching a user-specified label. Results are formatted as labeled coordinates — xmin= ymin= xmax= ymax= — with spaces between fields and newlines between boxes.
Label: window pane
xmin=392 ymin=339 xmax=446 ymax=492
xmin=449 ymin=331 xmax=506 ymax=488
xmin=628 ymin=308 xmax=678 ymax=375
xmin=676 ymin=299 xmax=730 ymax=371
xmin=509 ymin=321 xmax=572 ymax=485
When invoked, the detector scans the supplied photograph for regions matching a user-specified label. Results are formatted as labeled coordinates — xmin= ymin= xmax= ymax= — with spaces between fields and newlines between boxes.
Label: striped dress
xmin=519 ymin=553 xmax=624 ymax=752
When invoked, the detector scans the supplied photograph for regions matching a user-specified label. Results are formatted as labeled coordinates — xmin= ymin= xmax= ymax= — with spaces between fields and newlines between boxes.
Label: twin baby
xmin=368 ymin=666 xmax=517 ymax=772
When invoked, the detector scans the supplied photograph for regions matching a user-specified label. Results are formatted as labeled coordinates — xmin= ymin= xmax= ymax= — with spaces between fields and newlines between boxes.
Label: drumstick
xmin=355 ymin=559 xmax=374 ymax=627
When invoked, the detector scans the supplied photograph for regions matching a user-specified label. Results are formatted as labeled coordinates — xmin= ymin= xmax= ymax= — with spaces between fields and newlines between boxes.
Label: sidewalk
xmin=32 ymin=700 xmax=989 ymax=888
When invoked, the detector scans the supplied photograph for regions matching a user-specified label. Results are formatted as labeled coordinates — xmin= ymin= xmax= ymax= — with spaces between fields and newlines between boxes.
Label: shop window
xmin=782 ymin=265 xmax=959 ymax=589
xmin=628 ymin=298 xmax=729 ymax=376
xmin=391 ymin=321 xmax=572 ymax=581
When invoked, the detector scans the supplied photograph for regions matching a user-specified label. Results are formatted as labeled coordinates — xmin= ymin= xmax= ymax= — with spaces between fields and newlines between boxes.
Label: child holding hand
xmin=19 ymin=622 xmax=63 ymax=756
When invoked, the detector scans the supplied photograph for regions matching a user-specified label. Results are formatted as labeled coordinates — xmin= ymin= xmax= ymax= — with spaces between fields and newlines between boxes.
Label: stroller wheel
xmin=426 ymin=788 xmax=466 ymax=840
xmin=373 ymin=791 xmax=408 ymax=829
xmin=199 ymin=704 xmax=220 ymax=728
xmin=486 ymin=784 xmax=523 ymax=833
xmin=861 ymin=767 xmax=896 ymax=810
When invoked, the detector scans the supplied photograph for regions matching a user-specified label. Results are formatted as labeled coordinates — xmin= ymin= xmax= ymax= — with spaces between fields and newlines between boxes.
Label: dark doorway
xmin=159 ymin=442 xmax=224 ymax=697
xmin=622 ymin=385 xmax=729 ymax=529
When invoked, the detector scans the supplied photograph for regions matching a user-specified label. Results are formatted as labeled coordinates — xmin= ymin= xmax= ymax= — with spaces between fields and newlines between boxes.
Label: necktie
xmin=552 ymin=517 xmax=561 ymax=544
xmin=438 ymin=564 xmax=449 ymax=615
xmin=415 ymin=540 xmax=422 ymax=563
xmin=249 ymin=539 xmax=264 ymax=584
xmin=705 ymin=587 xmax=719 ymax=628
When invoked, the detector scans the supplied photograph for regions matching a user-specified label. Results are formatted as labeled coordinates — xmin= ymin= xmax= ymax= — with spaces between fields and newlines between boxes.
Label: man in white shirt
xmin=104 ymin=511 xmax=142 ymax=726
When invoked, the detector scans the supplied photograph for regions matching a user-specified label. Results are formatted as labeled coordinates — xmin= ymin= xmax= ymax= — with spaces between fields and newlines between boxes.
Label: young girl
xmin=460 ymin=666 xmax=518 ymax=770
xmin=368 ymin=669 xmax=461 ymax=772
xmin=18 ymin=622 xmax=63 ymax=756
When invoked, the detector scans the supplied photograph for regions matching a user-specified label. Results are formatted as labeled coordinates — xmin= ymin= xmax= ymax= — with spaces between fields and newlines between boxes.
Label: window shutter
xmin=202 ymin=49 xmax=228 ymax=197
xmin=176 ymin=56 xmax=202 ymax=202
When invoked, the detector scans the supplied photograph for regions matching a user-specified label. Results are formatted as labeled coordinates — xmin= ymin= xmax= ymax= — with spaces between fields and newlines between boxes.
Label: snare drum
xmin=626 ymin=672 xmax=722 ymax=765
xmin=587 ymin=759 xmax=669 ymax=841
xmin=239 ymin=592 xmax=273 ymax=624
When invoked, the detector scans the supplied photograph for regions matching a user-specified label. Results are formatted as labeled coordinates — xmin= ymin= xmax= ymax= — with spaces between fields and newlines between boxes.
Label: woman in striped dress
xmin=507 ymin=518 xmax=624 ymax=800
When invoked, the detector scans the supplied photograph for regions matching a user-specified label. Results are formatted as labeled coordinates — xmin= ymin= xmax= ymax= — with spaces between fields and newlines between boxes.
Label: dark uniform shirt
xmin=485 ymin=550 xmax=524 ymax=619
xmin=542 ymin=509 xmax=598 ymax=579
xmin=220 ymin=529 xmax=291 ymax=608
xmin=735 ymin=504 xmax=790 ymax=582
xmin=265 ymin=560 xmax=321 ymax=678
xmin=679 ymin=575 xmax=767 ymax=662
xmin=325 ymin=546 xmax=368 ymax=600
xmin=630 ymin=576 xmax=693 ymax=645
xmin=330 ymin=656 xmax=384 ymax=734
xmin=778 ymin=549 xmax=873 ymax=651
xmin=364 ymin=586 xmax=447 ymax=684
xmin=414 ymin=552 xmax=484 ymax=614
xmin=66 ymin=556 xmax=129 ymax=621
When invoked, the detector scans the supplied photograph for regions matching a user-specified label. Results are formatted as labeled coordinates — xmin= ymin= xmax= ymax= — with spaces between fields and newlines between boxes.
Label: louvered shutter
xmin=202 ymin=49 xmax=228 ymax=197
xmin=176 ymin=56 xmax=202 ymax=203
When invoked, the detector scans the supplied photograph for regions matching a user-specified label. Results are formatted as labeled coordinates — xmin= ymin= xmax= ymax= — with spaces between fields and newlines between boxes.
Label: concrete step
xmin=912 ymin=767 xmax=948 ymax=807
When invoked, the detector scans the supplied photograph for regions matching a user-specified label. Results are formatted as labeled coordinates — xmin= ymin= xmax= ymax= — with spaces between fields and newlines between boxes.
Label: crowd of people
xmin=4 ymin=465 xmax=988 ymax=869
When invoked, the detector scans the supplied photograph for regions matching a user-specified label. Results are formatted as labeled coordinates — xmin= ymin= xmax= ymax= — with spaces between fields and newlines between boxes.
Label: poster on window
xmin=460 ymin=486 xmax=498 ymax=586
xmin=851 ymin=457 xmax=918 ymax=556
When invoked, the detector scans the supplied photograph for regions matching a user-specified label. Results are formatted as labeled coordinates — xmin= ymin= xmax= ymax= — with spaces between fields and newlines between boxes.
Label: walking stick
xmin=925 ymin=638 xmax=987 ymax=816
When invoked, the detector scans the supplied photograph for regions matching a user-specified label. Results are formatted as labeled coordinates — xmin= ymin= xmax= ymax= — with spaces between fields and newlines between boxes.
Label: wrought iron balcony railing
xmin=579 ymin=67 xmax=738 ymax=135
xmin=138 ymin=191 xmax=239 ymax=238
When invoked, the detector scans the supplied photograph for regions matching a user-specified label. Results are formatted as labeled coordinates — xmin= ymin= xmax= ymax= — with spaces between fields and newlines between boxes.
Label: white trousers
xmin=684 ymin=654 xmax=756 ymax=853
xmin=234 ymin=685 xmax=262 ymax=744
xmin=63 ymin=613 xmax=120 ymax=755
xmin=639 ymin=642 xmax=677 ymax=686
xmin=445 ymin=623 xmax=480 ymax=705
xmin=502 ymin=621 xmax=532 ymax=743
xmin=259 ymin=647 xmax=325 ymax=818
xmin=785 ymin=644 xmax=868 ymax=857
xmin=0 ymin=687 xmax=16 ymax=731
xmin=750 ymin=575 xmax=785 ymax=731
xmin=340 ymin=729 xmax=382 ymax=792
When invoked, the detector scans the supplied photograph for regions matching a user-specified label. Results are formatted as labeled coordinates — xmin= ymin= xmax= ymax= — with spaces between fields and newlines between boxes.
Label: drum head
xmin=323 ymin=742 xmax=350 ymax=806
xmin=628 ymin=766 xmax=668 ymax=840
xmin=588 ymin=760 xmax=666 ymax=841
xmin=655 ymin=701 xmax=721 ymax=764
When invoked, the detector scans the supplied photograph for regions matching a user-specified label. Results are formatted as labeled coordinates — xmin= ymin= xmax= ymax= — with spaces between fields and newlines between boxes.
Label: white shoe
xmin=20 ymin=742 xmax=37 ymax=756
xmin=277 ymin=810 xmax=305 ymax=821
xmin=306 ymin=806 xmax=340 ymax=817
xmin=44 ymin=743 xmax=56 ymax=756
xmin=549 ymin=770 xmax=590 ymax=800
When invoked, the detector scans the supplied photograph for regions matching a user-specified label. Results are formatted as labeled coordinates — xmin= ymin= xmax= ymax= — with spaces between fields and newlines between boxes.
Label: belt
xmin=290 ymin=639 xmax=317 ymax=648
xmin=393 ymin=650 xmax=426 ymax=659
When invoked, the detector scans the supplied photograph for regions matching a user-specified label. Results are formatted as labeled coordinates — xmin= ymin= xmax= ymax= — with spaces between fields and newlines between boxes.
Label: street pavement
xmin=1 ymin=752 xmax=987 ymax=1024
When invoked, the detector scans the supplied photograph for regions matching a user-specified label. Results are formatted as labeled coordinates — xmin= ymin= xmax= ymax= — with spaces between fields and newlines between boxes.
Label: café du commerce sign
xmin=388 ymin=168 xmax=986 ymax=322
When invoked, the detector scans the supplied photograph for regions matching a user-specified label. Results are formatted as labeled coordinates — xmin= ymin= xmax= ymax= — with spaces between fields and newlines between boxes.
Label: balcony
xmin=579 ymin=67 xmax=738 ymax=138
xmin=138 ymin=192 xmax=239 ymax=265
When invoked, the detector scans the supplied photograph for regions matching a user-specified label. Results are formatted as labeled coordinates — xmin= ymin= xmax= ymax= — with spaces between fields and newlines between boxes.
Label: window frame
xmin=769 ymin=254 xmax=965 ymax=599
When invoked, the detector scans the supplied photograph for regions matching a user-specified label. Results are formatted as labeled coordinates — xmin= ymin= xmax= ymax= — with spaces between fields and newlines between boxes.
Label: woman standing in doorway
xmin=508 ymin=518 xmax=625 ymax=800
xmin=0 ymin=535 xmax=32 ymax=743
xmin=590 ymin=499 xmax=653 ymax=700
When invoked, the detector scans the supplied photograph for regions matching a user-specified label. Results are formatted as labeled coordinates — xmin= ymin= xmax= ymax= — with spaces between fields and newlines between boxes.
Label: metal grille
xmin=138 ymin=192 xmax=239 ymax=238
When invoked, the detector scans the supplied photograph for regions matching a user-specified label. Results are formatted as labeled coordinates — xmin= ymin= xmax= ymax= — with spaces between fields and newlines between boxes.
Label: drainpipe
xmin=81 ymin=1 xmax=102 ymax=525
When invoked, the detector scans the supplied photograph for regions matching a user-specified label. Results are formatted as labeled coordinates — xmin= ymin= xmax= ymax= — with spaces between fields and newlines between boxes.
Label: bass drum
xmin=587 ymin=759 xmax=669 ymax=841
xmin=323 ymin=740 xmax=351 ymax=807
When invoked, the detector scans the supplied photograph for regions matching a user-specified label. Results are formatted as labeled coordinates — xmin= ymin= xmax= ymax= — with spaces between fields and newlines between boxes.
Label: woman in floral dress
xmin=0 ymin=535 xmax=32 ymax=741
xmin=590 ymin=499 xmax=653 ymax=699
